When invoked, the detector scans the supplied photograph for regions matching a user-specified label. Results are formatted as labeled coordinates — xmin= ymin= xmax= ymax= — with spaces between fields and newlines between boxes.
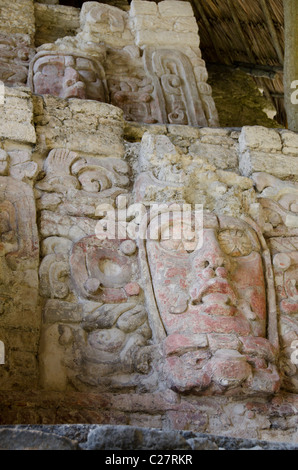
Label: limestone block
xmin=173 ymin=17 xmax=198 ymax=33
xmin=144 ymin=48 xmax=212 ymax=127
xmin=124 ymin=122 xmax=167 ymax=141
xmin=80 ymin=2 xmax=134 ymax=48
xmin=28 ymin=38 xmax=108 ymax=103
xmin=280 ymin=130 xmax=298 ymax=155
xmin=189 ymin=141 xmax=238 ymax=170
xmin=130 ymin=0 xmax=158 ymax=16
xmin=0 ymin=87 xmax=36 ymax=144
xmin=167 ymin=124 xmax=201 ymax=139
xmin=35 ymin=96 xmax=124 ymax=157
xmin=9 ymin=161 xmax=38 ymax=181
xmin=239 ymin=126 xmax=282 ymax=153
xmin=239 ymin=150 xmax=298 ymax=178
xmin=135 ymin=30 xmax=200 ymax=48
xmin=0 ymin=0 xmax=35 ymax=41
xmin=131 ymin=15 xmax=174 ymax=32
xmin=35 ymin=3 xmax=80 ymax=47
xmin=158 ymin=1 xmax=194 ymax=17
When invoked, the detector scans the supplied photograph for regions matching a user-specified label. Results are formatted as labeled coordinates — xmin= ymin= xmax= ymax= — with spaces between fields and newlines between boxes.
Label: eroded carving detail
xmin=0 ymin=34 xmax=34 ymax=86
xmin=144 ymin=48 xmax=209 ymax=126
xmin=29 ymin=48 xmax=108 ymax=101
xmin=0 ymin=177 xmax=39 ymax=387
xmin=38 ymin=148 xmax=152 ymax=391
xmin=252 ymin=172 xmax=298 ymax=392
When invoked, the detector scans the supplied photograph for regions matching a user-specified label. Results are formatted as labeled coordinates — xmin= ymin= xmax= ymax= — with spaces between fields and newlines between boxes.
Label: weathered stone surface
xmin=239 ymin=126 xmax=282 ymax=153
xmin=240 ymin=150 xmax=298 ymax=178
xmin=30 ymin=50 xmax=108 ymax=102
xmin=28 ymin=0 xmax=218 ymax=127
xmin=0 ymin=428 xmax=78 ymax=450
xmin=135 ymin=30 xmax=200 ymax=48
xmin=0 ymin=0 xmax=298 ymax=443
xmin=130 ymin=0 xmax=158 ymax=16
xmin=0 ymin=87 xmax=36 ymax=144
xmin=280 ymin=130 xmax=298 ymax=155
xmin=0 ymin=176 xmax=40 ymax=390
xmin=142 ymin=211 xmax=279 ymax=395
xmin=189 ymin=141 xmax=238 ymax=169
xmin=35 ymin=3 xmax=80 ymax=47
xmin=0 ymin=424 xmax=297 ymax=450
xmin=0 ymin=0 xmax=35 ymax=40
xmin=34 ymin=96 xmax=124 ymax=156
xmin=0 ymin=33 xmax=35 ymax=87
xmin=158 ymin=0 xmax=194 ymax=18
xmin=144 ymin=48 xmax=208 ymax=126
xmin=239 ymin=127 xmax=298 ymax=178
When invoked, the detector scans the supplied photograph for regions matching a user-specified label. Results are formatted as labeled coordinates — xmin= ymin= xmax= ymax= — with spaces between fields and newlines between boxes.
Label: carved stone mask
xmin=147 ymin=212 xmax=266 ymax=337
xmin=140 ymin=210 xmax=280 ymax=395
xmin=32 ymin=54 xmax=107 ymax=101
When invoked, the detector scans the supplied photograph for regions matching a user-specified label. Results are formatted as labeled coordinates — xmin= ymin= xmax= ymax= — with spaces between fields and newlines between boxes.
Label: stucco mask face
xmin=147 ymin=212 xmax=266 ymax=337
xmin=32 ymin=54 xmax=107 ymax=101
xmin=145 ymin=212 xmax=279 ymax=394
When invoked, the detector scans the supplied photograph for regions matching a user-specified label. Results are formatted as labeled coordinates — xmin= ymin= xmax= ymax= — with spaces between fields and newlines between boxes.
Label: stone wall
xmin=0 ymin=0 xmax=297 ymax=447
xmin=1 ymin=424 xmax=298 ymax=450
xmin=0 ymin=84 xmax=297 ymax=442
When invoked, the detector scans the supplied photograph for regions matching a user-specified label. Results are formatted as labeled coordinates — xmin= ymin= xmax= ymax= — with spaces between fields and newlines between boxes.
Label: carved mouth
xmin=191 ymin=279 xmax=237 ymax=313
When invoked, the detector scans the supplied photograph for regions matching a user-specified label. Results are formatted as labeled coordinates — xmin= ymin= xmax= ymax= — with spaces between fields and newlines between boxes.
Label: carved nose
xmin=64 ymin=67 xmax=81 ymax=86
xmin=202 ymin=264 xmax=228 ymax=280
xmin=192 ymin=232 xmax=231 ymax=280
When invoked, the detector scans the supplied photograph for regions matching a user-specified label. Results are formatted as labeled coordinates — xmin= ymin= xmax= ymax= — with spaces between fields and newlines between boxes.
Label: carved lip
xmin=63 ymin=81 xmax=86 ymax=98
xmin=191 ymin=278 xmax=237 ymax=307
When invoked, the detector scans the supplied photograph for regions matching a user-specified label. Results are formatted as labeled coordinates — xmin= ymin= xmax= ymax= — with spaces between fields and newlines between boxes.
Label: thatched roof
xmin=190 ymin=0 xmax=286 ymax=125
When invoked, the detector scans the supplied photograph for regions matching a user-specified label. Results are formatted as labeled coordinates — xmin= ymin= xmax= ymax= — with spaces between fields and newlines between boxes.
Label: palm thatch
xmin=190 ymin=0 xmax=286 ymax=125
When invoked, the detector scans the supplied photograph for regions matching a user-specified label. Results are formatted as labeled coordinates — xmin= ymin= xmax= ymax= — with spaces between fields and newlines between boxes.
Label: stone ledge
xmin=0 ymin=424 xmax=297 ymax=450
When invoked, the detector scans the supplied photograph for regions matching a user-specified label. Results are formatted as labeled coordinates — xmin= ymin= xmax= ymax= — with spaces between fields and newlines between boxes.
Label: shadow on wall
xmin=208 ymin=64 xmax=283 ymax=128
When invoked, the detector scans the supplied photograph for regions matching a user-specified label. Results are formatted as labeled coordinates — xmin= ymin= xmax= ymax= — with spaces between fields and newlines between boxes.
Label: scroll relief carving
xmin=252 ymin=172 xmax=298 ymax=393
xmin=0 ymin=177 xmax=39 ymax=386
xmin=0 ymin=33 xmax=35 ymax=86
xmin=144 ymin=48 xmax=209 ymax=127
xmin=37 ymin=149 xmax=152 ymax=391
xmin=107 ymin=47 xmax=157 ymax=124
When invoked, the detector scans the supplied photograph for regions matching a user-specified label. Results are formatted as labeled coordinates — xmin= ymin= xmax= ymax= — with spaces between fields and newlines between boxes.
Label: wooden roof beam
xmin=226 ymin=0 xmax=255 ymax=63
xmin=192 ymin=0 xmax=223 ymax=63
xmin=259 ymin=0 xmax=284 ymax=65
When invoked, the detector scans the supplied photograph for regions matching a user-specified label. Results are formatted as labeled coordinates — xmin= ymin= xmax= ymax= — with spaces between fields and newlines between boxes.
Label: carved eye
xmin=218 ymin=229 xmax=253 ymax=257
xmin=41 ymin=64 xmax=60 ymax=76
xmin=159 ymin=223 xmax=198 ymax=254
